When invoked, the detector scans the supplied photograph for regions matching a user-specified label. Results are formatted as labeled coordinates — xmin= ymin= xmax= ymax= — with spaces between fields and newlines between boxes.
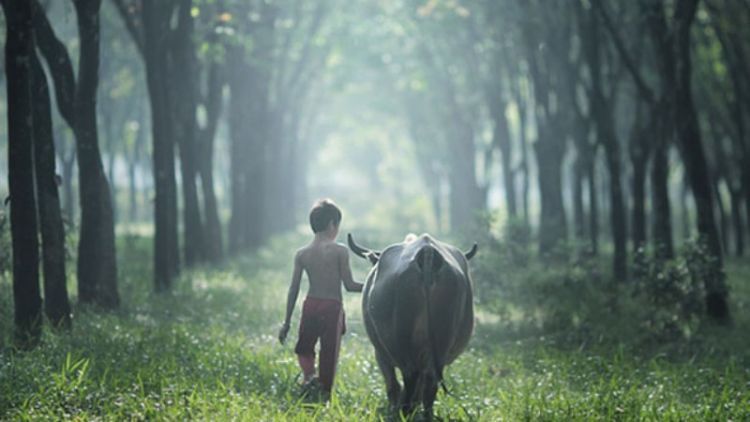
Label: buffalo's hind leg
xmin=375 ymin=351 xmax=401 ymax=411
xmin=400 ymin=370 xmax=420 ymax=417
xmin=421 ymin=372 xmax=439 ymax=420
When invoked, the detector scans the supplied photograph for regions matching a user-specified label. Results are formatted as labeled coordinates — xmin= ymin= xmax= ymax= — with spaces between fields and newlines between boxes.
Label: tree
xmin=596 ymin=0 xmax=675 ymax=259
xmin=671 ymin=0 xmax=728 ymax=320
xmin=2 ymin=0 xmax=43 ymax=347
xmin=31 ymin=53 xmax=72 ymax=328
xmin=33 ymin=0 xmax=120 ymax=308
xmin=518 ymin=0 xmax=570 ymax=253
xmin=142 ymin=0 xmax=181 ymax=290
xmin=578 ymin=1 xmax=628 ymax=280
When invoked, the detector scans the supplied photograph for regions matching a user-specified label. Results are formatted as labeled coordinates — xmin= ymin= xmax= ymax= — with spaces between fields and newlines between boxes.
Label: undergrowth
xmin=1 ymin=231 xmax=749 ymax=420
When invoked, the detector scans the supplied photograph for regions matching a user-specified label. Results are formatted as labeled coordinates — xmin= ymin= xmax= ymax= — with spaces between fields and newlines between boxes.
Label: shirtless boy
xmin=278 ymin=199 xmax=363 ymax=397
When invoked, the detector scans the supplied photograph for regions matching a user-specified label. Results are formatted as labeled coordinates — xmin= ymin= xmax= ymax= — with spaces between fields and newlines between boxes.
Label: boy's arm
xmin=279 ymin=252 xmax=303 ymax=344
xmin=340 ymin=248 xmax=364 ymax=293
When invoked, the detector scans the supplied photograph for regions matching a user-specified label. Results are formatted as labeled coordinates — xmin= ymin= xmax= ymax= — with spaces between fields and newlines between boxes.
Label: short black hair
xmin=309 ymin=199 xmax=342 ymax=233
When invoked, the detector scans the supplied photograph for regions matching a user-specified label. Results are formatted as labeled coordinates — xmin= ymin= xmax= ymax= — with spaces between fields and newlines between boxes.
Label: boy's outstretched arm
xmin=340 ymin=249 xmax=364 ymax=293
xmin=279 ymin=251 xmax=303 ymax=344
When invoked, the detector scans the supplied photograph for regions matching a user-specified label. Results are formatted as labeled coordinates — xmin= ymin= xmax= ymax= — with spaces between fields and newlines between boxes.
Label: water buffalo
xmin=348 ymin=233 xmax=477 ymax=417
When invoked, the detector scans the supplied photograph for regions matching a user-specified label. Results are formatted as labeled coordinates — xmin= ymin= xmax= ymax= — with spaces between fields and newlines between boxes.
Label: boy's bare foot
xmin=300 ymin=377 xmax=330 ymax=402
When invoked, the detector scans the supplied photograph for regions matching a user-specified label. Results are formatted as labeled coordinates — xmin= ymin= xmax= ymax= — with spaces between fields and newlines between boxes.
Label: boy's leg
xmin=297 ymin=354 xmax=316 ymax=382
xmin=295 ymin=299 xmax=323 ymax=383
xmin=318 ymin=308 xmax=344 ymax=393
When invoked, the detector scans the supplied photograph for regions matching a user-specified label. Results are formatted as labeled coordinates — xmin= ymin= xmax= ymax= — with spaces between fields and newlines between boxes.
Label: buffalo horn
xmin=464 ymin=243 xmax=478 ymax=260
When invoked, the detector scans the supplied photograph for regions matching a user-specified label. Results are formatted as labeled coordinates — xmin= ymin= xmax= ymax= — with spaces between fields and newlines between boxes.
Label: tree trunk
xmin=671 ymin=0 xmax=728 ymax=321
xmin=448 ymin=121 xmax=484 ymax=231
xmin=263 ymin=109 xmax=285 ymax=237
xmin=31 ymin=53 xmax=71 ymax=328
xmin=516 ymin=88 xmax=531 ymax=229
xmin=227 ymin=65 xmax=249 ymax=253
xmin=713 ymin=178 xmax=730 ymax=254
xmin=127 ymin=159 xmax=137 ymax=223
xmin=102 ymin=106 xmax=117 ymax=224
xmin=129 ymin=103 xmax=145 ymax=223
xmin=197 ymin=62 xmax=224 ymax=263
xmin=33 ymin=0 xmax=118 ymax=308
xmin=729 ymin=188 xmax=744 ymax=256
xmin=3 ymin=0 xmax=43 ymax=347
xmin=73 ymin=0 xmax=119 ymax=308
xmin=680 ymin=181 xmax=691 ymax=241
xmin=535 ymin=132 xmax=568 ymax=254
xmin=651 ymin=134 xmax=674 ymax=260
xmin=61 ymin=142 xmax=76 ymax=224
xmin=581 ymin=8 xmax=628 ymax=280
xmin=519 ymin=6 xmax=568 ymax=254
xmin=489 ymin=98 xmax=517 ymax=219
xmin=573 ymin=154 xmax=586 ymax=242
xmin=587 ymin=153 xmax=599 ymax=255
xmin=631 ymin=154 xmax=648 ymax=253
xmin=173 ymin=0 xmax=205 ymax=266
xmin=600 ymin=123 xmax=628 ymax=280
xmin=144 ymin=1 xmax=179 ymax=291
xmin=228 ymin=39 xmax=270 ymax=252
xmin=629 ymin=105 xmax=650 ymax=254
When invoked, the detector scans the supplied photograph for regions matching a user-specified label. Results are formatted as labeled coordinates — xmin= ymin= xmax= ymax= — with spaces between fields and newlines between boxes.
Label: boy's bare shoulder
xmin=334 ymin=242 xmax=349 ymax=257
xmin=294 ymin=245 xmax=311 ymax=261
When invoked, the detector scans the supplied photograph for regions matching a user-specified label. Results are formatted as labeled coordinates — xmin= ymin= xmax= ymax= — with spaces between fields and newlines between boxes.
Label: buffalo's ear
xmin=464 ymin=243 xmax=478 ymax=260
xmin=365 ymin=251 xmax=380 ymax=265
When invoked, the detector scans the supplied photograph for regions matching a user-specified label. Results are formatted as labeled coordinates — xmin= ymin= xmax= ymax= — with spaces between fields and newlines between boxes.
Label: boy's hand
xmin=278 ymin=322 xmax=290 ymax=344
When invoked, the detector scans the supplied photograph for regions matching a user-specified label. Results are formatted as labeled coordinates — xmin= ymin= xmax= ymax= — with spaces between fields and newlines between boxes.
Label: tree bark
xmin=447 ymin=119 xmax=484 ymax=230
xmin=671 ymin=0 xmax=728 ymax=320
xmin=227 ymin=18 xmax=272 ymax=252
xmin=520 ymin=1 xmax=569 ymax=253
xmin=173 ymin=0 xmax=205 ymax=266
xmin=573 ymin=154 xmax=586 ymax=242
xmin=517 ymin=90 xmax=531 ymax=229
xmin=713 ymin=177 xmax=730 ymax=254
xmin=59 ymin=135 xmax=76 ymax=223
xmin=31 ymin=53 xmax=72 ymax=328
xmin=534 ymin=132 xmax=568 ymax=253
xmin=729 ymin=188 xmax=744 ymax=256
xmin=198 ymin=61 xmax=224 ymax=263
xmin=580 ymin=5 xmax=628 ymax=279
xmin=489 ymin=96 xmax=517 ymax=219
xmin=33 ymin=0 xmax=119 ymax=308
xmin=143 ymin=1 xmax=180 ymax=291
xmin=629 ymin=102 xmax=650 ymax=254
xmin=631 ymin=149 xmax=648 ymax=253
xmin=651 ymin=141 xmax=674 ymax=259
xmin=587 ymin=155 xmax=599 ymax=255
xmin=72 ymin=0 xmax=120 ymax=308
xmin=3 ymin=0 xmax=43 ymax=347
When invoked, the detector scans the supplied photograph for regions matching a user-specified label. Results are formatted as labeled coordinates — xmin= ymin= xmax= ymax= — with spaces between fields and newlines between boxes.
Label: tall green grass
xmin=1 ymin=232 xmax=749 ymax=420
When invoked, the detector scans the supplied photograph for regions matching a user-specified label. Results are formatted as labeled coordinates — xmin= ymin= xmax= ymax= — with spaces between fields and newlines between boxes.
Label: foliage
xmin=631 ymin=239 xmax=726 ymax=341
xmin=468 ymin=214 xmax=609 ymax=338
xmin=469 ymin=219 xmax=740 ymax=348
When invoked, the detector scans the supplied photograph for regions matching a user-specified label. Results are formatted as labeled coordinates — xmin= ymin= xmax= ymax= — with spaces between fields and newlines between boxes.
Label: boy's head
xmin=309 ymin=199 xmax=342 ymax=235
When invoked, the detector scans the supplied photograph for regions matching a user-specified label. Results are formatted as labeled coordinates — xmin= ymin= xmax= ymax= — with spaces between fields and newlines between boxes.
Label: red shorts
xmin=294 ymin=297 xmax=346 ymax=356
xmin=295 ymin=297 xmax=346 ymax=392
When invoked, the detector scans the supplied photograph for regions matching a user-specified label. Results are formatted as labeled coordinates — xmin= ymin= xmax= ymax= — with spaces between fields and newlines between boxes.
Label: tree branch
xmin=31 ymin=0 xmax=76 ymax=127
xmin=111 ymin=0 xmax=144 ymax=57
xmin=593 ymin=0 xmax=655 ymax=104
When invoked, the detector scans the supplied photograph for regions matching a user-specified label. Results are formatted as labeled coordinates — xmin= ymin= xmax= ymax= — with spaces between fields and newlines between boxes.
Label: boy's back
xmin=297 ymin=241 xmax=349 ymax=302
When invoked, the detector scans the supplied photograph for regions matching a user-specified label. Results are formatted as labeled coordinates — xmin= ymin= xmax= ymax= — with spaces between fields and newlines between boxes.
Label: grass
xmin=1 ymin=231 xmax=750 ymax=420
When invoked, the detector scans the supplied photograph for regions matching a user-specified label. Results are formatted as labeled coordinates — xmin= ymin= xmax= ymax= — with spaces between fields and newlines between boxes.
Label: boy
xmin=278 ymin=199 xmax=363 ymax=398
